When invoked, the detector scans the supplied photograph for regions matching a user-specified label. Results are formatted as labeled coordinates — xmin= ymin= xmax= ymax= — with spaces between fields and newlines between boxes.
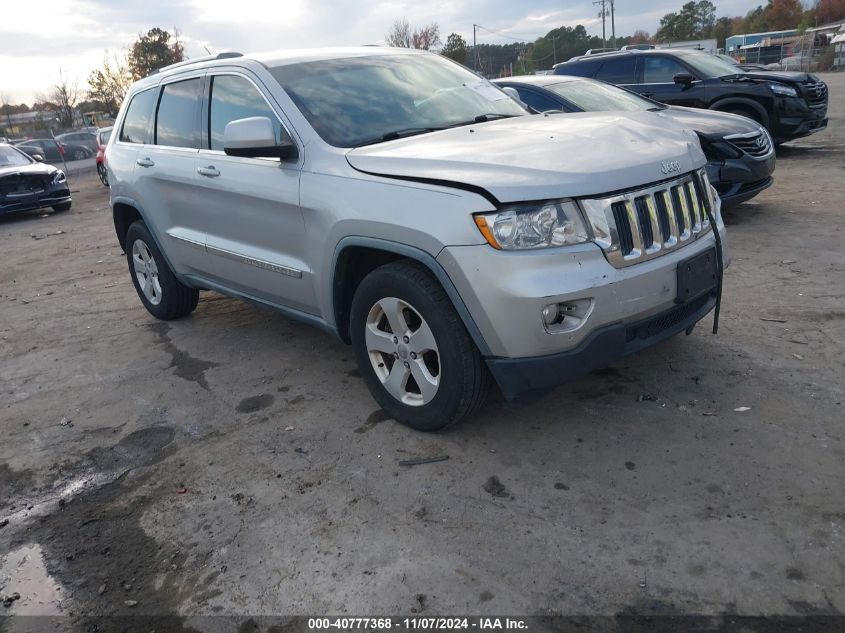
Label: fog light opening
xmin=542 ymin=299 xmax=593 ymax=333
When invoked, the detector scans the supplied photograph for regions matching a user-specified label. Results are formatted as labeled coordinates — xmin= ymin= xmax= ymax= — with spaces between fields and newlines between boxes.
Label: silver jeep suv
xmin=107 ymin=47 xmax=728 ymax=431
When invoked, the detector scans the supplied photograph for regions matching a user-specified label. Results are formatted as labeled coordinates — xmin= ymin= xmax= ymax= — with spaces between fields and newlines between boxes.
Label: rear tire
xmin=97 ymin=163 xmax=109 ymax=187
xmin=125 ymin=221 xmax=198 ymax=320
xmin=52 ymin=202 xmax=71 ymax=212
xmin=350 ymin=260 xmax=489 ymax=432
xmin=72 ymin=149 xmax=87 ymax=161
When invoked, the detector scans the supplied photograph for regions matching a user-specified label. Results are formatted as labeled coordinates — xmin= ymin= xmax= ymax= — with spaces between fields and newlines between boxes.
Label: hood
xmin=346 ymin=112 xmax=704 ymax=203
xmin=0 ymin=161 xmax=58 ymax=178
xmin=663 ymin=105 xmax=762 ymax=139
xmin=731 ymin=70 xmax=814 ymax=84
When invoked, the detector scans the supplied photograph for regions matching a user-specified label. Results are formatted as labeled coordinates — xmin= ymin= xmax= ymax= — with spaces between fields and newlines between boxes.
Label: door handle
xmin=136 ymin=157 xmax=154 ymax=167
xmin=197 ymin=165 xmax=220 ymax=177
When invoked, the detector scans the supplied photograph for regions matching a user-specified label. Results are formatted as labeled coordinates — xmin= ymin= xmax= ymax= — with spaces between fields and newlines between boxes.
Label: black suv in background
xmin=553 ymin=49 xmax=828 ymax=144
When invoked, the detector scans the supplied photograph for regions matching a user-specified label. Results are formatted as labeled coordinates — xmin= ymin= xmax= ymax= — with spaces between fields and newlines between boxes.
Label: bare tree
xmin=36 ymin=68 xmax=79 ymax=128
xmin=412 ymin=23 xmax=441 ymax=50
xmin=386 ymin=18 xmax=412 ymax=48
xmin=87 ymin=51 xmax=133 ymax=116
xmin=386 ymin=18 xmax=441 ymax=50
xmin=0 ymin=92 xmax=13 ymax=134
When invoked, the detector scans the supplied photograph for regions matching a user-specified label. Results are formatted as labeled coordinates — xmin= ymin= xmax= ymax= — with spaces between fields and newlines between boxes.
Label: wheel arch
xmin=709 ymin=97 xmax=770 ymax=129
xmin=112 ymin=198 xmax=143 ymax=252
xmin=111 ymin=197 xmax=185 ymax=288
xmin=331 ymin=237 xmax=492 ymax=356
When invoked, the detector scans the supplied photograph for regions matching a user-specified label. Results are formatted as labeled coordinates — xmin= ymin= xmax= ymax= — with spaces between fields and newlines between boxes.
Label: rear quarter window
xmin=555 ymin=60 xmax=601 ymax=77
xmin=119 ymin=88 xmax=158 ymax=144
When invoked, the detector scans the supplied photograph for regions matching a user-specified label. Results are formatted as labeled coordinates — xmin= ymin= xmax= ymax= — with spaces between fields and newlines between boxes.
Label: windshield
xmin=546 ymin=79 xmax=659 ymax=112
xmin=270 ymin=53 xmax=527 ymax=147
xmin=0 ymin=145 xmax=33 ymax=167
xmin=683 ymin=53 xmax=746 ymax=78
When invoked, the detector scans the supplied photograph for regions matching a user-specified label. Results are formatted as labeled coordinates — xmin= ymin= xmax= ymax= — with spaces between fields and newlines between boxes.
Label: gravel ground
xmin=0 ymin=73 xmax=843 ymax=628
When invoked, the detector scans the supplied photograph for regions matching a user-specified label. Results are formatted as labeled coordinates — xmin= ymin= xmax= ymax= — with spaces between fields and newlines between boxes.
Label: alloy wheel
xmin=131 ymin=239 xmax=162 ymax=305
xmin=365 ymin=297 xmax=440 ymax=406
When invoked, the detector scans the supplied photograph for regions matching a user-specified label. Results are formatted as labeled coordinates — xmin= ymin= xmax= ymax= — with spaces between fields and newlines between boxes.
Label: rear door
xmin=193 ymin=70 xmax=314 ymax=313
xmin=133 ymin=73 xmax=210 ymax=275
xmin=593 ymin=56 xmax=638 ymax=90
xmin=636 ymin=55 xmax=707 ymax=107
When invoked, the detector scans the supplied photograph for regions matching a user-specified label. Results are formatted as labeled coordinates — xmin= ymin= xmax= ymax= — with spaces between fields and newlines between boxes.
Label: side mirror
xmin=32 ymin=154 xmax=44 ymax=162
xmin=673 ymin=73 xmax=695 ymax=86
xmin=500 ymin=86 xmax=528 ymax=107
xmin=223 ymin=116 xmax=297 ymax=160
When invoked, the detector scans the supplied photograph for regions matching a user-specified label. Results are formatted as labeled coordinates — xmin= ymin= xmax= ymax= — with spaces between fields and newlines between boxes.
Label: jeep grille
xmin=580 ymin=171 xmax=714 ymax=268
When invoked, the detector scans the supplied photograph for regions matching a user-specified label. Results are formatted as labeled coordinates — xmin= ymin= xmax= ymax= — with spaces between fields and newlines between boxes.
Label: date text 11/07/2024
xmin=307 ymin=618 xmax=529 ymax=630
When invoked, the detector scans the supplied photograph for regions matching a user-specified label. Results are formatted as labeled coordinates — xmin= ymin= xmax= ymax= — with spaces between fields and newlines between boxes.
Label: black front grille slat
xmin=682 ymin=183 xmax=699 ymax=229
xmin=654 ymin=193 xmax=671 ymax=243
xmin=693 ymin=173 xmax=711 ymax=215
xmin=670 ymin=186 xmax=686 ymax=234
xmin=611 ymin=201 xmax=634 ymax=255
xmin=633 ymin=196 xmax=653 ymax=249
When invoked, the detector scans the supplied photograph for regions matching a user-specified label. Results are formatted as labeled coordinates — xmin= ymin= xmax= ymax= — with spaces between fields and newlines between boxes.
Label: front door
xmin=193 ymin=71 xmax=315 ymax=314
xmin=635 ymin=56 xmax=707 ymax=107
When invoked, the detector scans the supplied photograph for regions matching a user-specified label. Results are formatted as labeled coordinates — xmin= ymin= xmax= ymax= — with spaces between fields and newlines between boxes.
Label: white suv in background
xmin=107 ymin=48 xmax=727 ymax=431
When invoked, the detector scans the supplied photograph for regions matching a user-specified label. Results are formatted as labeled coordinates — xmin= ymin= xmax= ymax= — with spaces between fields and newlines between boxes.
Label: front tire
xmin=72 ymin=149 xmax=87 ymax=161
xmin=350 ymin=260 xmax=489 ymax=431
xmin=125 ymin=221 xmax=198 ymax=320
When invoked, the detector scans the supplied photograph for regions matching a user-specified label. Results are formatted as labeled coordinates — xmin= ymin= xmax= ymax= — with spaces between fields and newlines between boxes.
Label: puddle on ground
xmin=0 ymin=544 xmax=64 ymax=615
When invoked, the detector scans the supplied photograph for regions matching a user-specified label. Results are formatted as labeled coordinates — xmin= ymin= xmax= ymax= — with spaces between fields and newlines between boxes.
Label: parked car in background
xmin=15 ymin=138 xmax=92 ymax=162
xmin=56 ymin=130 xmax=98 ymax=153
xmin=0 ymin=143 xmax=71 ymax=216
xmin=494 ymin=75 xmax=775 ymax=207
xmin=107 ymin=48 xmax=727 ymax=430
xmin=96 ymin=126 xmax=112 ymax=186
xmin=553 ymin=49 xmax=828 ymax=144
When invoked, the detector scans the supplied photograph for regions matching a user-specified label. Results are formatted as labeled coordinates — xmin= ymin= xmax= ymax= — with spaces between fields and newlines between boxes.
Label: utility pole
xmin=473 ymin=24 xmax=480 ymax=73
xmin=610 ymin=0 xmax=616 ymax=49
xmin=552 ymin=34 xmax=559 ymax=65
xmin=593 ymin=0 xmax=607 ymax=49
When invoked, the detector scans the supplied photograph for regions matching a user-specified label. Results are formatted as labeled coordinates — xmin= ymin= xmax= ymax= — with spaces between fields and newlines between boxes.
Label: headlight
xmin=769 ymin=82 xmax=797 ymax=98
xmin=474 ymin=199 xmax=590 ymax=250
xmin=52 ymin=170 xmax=67 ymax=184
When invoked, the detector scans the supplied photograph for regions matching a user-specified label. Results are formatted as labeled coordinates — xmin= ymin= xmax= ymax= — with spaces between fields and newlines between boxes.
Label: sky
xmin=1 ymin=0 xmax=765 ymax=104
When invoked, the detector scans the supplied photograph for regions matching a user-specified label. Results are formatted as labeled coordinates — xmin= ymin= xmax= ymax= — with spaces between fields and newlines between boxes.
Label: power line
xmin=474 ymin=24 xmax=544 ymax=42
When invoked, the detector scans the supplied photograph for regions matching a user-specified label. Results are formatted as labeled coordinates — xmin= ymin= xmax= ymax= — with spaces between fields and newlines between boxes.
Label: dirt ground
xmin=1 ymin=74 xmax=843 ymax=629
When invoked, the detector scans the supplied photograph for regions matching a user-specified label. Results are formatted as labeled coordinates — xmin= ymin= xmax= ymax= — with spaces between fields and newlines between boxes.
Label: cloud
xmin=1 ymin=0 xmax=766 ymax=103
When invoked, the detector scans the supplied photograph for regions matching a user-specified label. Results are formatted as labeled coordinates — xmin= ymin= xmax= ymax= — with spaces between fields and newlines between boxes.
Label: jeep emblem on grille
xmin=660 ymin=161 xmax=681 ymax=175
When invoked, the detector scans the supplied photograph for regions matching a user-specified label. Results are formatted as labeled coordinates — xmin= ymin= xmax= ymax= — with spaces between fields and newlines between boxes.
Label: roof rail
xmin=151 ymin=51 xmax=243 ymax=75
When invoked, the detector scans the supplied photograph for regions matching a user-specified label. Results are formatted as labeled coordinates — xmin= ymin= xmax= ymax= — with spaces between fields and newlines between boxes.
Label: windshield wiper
xmin=354 ymin=127 xmax=444 ymax=147
xmin=448 ymin=113 xmax=518 ymax=128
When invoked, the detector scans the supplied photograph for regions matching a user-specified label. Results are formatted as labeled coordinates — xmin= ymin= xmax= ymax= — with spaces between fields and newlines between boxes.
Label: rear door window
xmin=119 ymin=88 xmax=158 ymax=144
xmin=595 ymin=57 xmax=637 ymax=84
xmin=643 ymin=56 xmax=689 ymax=83
xmin=155 ymin=78 xmax=203 ymax=148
